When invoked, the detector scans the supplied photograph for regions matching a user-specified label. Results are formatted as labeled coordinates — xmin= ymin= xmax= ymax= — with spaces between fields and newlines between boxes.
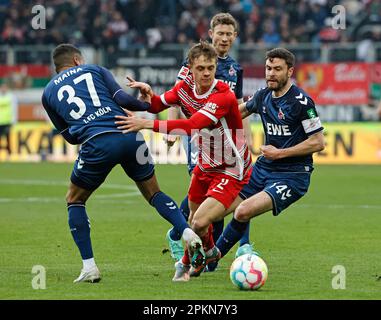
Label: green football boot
xmin=235 ymin=243 xmax=260 ymax=259
xmin=166 ymin=228 xmax=184 ymax=261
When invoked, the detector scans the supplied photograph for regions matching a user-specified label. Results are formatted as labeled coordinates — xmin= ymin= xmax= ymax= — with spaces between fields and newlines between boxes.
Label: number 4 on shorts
xmin=270 ymin=183 xmax=292 ymax=200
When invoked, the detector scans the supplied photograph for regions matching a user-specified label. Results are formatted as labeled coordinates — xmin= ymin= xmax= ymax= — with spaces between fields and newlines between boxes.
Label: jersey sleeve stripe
xmin=112 ymin=88 xmax=122 ymax=99
xmin=160 ymin=94 xmax=177 ymax=107
xmin=198 ymin=109 xmax=218 ymax=124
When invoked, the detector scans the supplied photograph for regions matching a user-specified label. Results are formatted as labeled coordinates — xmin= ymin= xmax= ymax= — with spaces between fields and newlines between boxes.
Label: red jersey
xmin=150 ymin=74 xmax=252 ymax=181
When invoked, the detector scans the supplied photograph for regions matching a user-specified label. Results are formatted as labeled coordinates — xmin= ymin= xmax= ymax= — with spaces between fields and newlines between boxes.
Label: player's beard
xmin=266 ymin=75 xmax=288 ymax=93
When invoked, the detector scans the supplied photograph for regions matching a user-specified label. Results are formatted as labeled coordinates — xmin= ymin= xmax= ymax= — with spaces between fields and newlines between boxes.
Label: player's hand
xmin=260 ymin=145 xmax=283 ymax=160
xmin=115 ymin=110 xmax=153 ymax=133
xmin=139 ymin=93 xmax=152 ymax=103
xmin=126 ymin=76 xmax=154 ymax=97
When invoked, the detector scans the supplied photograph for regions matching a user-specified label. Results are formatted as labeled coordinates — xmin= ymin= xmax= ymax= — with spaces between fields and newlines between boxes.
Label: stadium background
xmin=0 ymin=0 xmax=380 ymax=164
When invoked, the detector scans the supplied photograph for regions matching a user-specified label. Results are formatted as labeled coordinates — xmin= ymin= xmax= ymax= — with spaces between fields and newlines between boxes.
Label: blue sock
xmin=212 ymin=219 xmax=224 ymax=243
xmin=216 ymin=218 xmax=249 ymax=257
xmin=150 ymin=192 xmax=189 ymax=236
xmin=169 ymin=194 xmax=189 ymax=241
xmin=239 ymin=222 xmax=251 ymax=246
xmin=68 ymin=203 xmax=93 ymax=260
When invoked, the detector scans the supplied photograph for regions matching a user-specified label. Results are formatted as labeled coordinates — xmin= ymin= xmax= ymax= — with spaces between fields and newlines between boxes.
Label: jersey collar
xmin=193 ymin=79 xmax=219 ymax=99
xmin=271 ymin=83 xmax=294 ymax=99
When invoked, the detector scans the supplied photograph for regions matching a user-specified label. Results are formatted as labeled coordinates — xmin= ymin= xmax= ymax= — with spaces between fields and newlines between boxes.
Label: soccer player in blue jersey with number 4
xmin=41 ymin=44 xmax=202 ymax=283
xmin=215 ymin=47 xmax=326 ymax=261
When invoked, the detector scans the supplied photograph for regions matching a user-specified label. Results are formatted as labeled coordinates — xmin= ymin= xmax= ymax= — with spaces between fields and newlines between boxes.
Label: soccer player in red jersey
xmin=115 ymin=41 xmax=252 ymax=281
xmin=166 ymin=13 xmax=253 ymax=269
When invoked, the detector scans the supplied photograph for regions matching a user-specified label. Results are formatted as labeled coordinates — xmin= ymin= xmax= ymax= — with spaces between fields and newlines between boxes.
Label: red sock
xmin=181 ymin=248 xmax=190 ymax=265
xmin=208 ymin=224 xmax=215 ymax=249
xmin=201 ymin=224 xmax=215 ymax=252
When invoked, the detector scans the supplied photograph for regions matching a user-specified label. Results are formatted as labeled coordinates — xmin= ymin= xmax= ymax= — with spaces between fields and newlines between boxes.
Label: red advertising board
xmin=296 ymin=62 xmax=370 ymax=105
xmin=0 ymin=65 xmax=51 ymax=77
xmin=370 ymin=63 xmax=381 ymax=83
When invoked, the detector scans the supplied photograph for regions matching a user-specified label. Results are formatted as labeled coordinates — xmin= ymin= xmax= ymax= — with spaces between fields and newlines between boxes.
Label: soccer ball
xmin=230 ymin=253 xmax=268 ymax=290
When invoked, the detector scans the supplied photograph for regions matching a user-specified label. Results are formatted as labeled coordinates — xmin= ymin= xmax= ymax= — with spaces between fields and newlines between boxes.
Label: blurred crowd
xmin=0 ymin=0 xmax=380 ymax=53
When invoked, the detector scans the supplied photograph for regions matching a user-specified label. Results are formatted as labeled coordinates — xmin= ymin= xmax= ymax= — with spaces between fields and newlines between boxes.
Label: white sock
xmin=83 ymin=258 xmax=96 ymax=270
xmin=182 ymin=228 xmax=198 ymax=242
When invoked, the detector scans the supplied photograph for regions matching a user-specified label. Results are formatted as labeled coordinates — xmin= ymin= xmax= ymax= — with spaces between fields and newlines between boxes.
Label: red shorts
xmin=188 ymin=166 xmax=252 ymax=209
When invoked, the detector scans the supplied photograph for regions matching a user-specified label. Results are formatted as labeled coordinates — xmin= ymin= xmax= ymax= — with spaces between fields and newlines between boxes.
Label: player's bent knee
xmin=234 ymin=203 xmax=252 ymax=222
xmin=66 ymin=189 xmax=84 ymax=203
xmin=65 ymin=183 xmax=92 ymax=204
xmin=65 ymin=190 xmax=76 ymax=203
xmin=191 ymin=218 xmax=208 ymax=235
xmin=136 ymin=175 xmax=160 ymax=202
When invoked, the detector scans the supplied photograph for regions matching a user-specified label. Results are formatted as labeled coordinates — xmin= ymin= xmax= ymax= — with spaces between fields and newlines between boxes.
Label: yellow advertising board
xmin=0 ymin=122 xmax=380 ymax=164
xmin=313 ymin=123 xmax=381 ymax=164
xmin=0 ymin=122 xmax=78 ymax=162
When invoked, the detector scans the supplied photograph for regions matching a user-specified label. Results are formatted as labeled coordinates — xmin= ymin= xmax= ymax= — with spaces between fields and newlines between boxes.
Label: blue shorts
xmin=182 ymin=135 xmax=198 ymax=176
xmin=239 ymin=163 xmax=312 ymax=216
xmin=71 ymin=132 xmax=155 ymax=191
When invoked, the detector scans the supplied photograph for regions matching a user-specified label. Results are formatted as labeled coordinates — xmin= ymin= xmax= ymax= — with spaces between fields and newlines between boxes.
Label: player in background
xmin=214 ymin=48 xmax=325 ymax=263
xmin=115 ymin=41 xmax=252 ymax=281
xmin=165 ymin=13 xmax=253 ymax=268
xmin=41 ymin=44 xmax=202 ymax=283
xmin=0 ymin=83 xmax=17 ymax=158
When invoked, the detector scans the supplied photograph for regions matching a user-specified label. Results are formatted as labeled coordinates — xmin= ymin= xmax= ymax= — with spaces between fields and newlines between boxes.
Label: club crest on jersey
xmin=278 ymin=108 xmax=285 ymax=120
xmin=229 ymin=64 xmax=236 ymax=77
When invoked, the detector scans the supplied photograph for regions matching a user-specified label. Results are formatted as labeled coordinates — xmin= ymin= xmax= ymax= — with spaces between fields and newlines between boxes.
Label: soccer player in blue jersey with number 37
xmin=41 ymin=44 xmax=202 ymax=283
xmin=215 ymin=48 xmax=326 ymax=262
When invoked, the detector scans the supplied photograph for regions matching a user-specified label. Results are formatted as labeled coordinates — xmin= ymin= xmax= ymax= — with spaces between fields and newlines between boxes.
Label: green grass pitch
xmin=0 ymin=163 xmax=380 ymax=300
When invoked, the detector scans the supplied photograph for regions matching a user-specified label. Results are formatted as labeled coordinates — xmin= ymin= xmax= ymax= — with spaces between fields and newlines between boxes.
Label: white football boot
xmin=172 ymin=261 xmax=190 ymax=282
xmin=73 ymin=265 xmax=101 ymax=283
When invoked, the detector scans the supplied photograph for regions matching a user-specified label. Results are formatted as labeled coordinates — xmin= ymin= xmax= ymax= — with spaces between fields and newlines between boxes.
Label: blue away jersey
xmin=42 ymin=64 xmax=148 ymax=144
xmin=246 ymin=84 xmax=323 ymax=169
xmin=177 ymin=55 xmax=243 ymax=100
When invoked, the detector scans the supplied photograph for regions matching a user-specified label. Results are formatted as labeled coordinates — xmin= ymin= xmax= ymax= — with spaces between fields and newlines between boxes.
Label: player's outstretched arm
xmin=126 ymin=76 xmax=154 ymax=98
xmin=115 ymin=108 xmax=214 ymax=135
xmin=115 ymin=109 xmax=154 ymax=132
xmin=164 ymin=107 xmax=180 ymax=148
xmin=99 ymin=68 xmax=150 ymax=111
xmin=239 ymin=102 xmax=251 ymax=119
xmin=260 ymin=131 xmax=325 ymax=160
xmin=163 ymin=77 xmax=183 ymax=148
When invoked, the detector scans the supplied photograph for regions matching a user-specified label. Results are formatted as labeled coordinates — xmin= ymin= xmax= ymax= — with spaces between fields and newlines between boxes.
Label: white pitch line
xmin=94 ymin=192 xmax=141 ymax=199
xmin=0 ymin=179 xmax=139 ymax=191
xmin=0 ymin=195 xmax=139 ymax=204
xmin=294 ymin=203 xmax=381 ymax=210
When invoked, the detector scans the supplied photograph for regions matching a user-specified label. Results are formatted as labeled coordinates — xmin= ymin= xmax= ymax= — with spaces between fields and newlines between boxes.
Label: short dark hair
xmin=266 ymin=48 xmax=295 ymax=68
xmin=52 ymin=43 xmax=82 ymax=72
xmin=210 ymin=12 xmax=238 ymax=32
xmin=188 ymin=40 xmax=218 ymax=65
